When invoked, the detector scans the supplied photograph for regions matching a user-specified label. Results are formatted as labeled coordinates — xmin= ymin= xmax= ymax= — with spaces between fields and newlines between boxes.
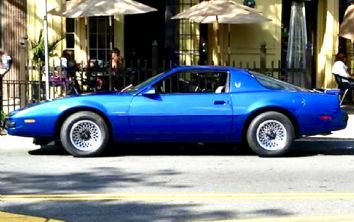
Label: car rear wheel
xmin=247 ymin=111 xmax=294 ymax=157
xmin=60 ymin=111 xmax=109 ymax=157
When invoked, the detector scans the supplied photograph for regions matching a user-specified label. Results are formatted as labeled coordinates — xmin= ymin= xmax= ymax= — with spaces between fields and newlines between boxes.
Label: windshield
xmin=250 ymin=71 xmax=307 ymax=92
xmin=125 ymin=72 xmax=165 ymax=93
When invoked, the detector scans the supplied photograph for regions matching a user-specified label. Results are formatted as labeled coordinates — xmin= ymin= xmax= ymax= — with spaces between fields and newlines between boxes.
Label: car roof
xmin=172 ymin=65 xmax=245 ymax=72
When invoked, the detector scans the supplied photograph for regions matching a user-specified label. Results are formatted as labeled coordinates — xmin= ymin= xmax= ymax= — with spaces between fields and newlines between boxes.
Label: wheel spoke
xmin=256 ymin=120 xmax=287 ymax=151
xmin=70 ymin=120 xmax=102 ymax=152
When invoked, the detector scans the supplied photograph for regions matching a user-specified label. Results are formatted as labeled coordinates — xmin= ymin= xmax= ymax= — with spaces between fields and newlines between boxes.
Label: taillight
xmin=319 ymin=115 xmax=332 ymax=121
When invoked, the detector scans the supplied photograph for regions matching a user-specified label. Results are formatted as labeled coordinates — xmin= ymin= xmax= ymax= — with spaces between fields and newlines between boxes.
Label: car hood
xmin=9 ymin=91 xmax=131 ymax=117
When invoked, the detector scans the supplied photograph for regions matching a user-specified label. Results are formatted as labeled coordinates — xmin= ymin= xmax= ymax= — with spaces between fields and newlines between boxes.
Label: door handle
xmin=214 ymin=100 xmax=227 ymax=105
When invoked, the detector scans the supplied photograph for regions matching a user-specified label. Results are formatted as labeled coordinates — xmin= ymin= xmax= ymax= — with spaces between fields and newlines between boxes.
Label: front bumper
xmin=4 ymin=118 xmax=15 ymax=129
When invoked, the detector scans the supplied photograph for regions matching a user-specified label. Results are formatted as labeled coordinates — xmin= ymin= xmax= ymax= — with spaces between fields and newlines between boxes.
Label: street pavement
xmin=0 ymin=106 xmax=353 ymax=150
xmin=0 ymin=106 xmax=353 ymax=222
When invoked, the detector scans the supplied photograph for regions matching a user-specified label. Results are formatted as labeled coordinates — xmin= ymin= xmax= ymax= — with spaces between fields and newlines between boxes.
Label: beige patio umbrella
xmin=49 ymin=0 xmax=157 ymax=18
xmin=172 ymin=0 xmax=269 ymax=24
xmin=171 ymin=0 xmax=270 ymax=64
xmin=339 ymin=4 xmax=354 ymax=42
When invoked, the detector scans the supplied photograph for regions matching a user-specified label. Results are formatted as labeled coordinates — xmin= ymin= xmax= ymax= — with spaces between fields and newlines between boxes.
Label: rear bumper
xmin=299 ymin=110 xmax=348 ymax=136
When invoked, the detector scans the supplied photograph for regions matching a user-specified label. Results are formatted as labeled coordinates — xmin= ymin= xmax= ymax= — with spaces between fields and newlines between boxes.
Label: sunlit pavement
xmin=0 ymin=211 xmax=63 ymax=222
xmin=2 ymin=193 xmax=354 ymax=222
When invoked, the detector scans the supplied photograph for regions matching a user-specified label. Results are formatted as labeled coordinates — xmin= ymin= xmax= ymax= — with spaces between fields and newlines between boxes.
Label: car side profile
xmin=5 ymin=66 xmax=348 ymax=157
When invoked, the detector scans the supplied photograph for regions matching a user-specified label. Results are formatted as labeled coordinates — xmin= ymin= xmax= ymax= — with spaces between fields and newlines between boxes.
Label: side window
xmin=154 ymin=71 xmax=228 ymax=94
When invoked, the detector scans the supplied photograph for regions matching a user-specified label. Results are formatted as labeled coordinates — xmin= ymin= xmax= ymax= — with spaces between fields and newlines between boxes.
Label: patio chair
xmin=333 ymin=73 xmax=354 ymax=105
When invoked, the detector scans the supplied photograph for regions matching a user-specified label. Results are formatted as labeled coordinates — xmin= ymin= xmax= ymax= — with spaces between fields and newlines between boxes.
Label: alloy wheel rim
xmin=70 ymin=120 xmax=102 ymax=152
xmin=256 ymin=120 xmax=287 ymax=151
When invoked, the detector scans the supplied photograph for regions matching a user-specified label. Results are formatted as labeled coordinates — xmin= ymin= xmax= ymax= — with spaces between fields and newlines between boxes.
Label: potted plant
xmin=30 ymin=29 xmax=63 ymax=100
xmin=0 ymin=110 xmax=6 ymax=135
xmin=30 ymin=29 xmax=63 ymax=73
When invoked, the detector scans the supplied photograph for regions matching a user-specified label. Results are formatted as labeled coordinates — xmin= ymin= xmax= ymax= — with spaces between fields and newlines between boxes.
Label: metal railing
xmin=1 ymin=59 xmax=306 ymax=114
xmin=1 ymin=80 xmax=45 ymax=114
xmin=1 ymin=43 xmax=311 ymax=113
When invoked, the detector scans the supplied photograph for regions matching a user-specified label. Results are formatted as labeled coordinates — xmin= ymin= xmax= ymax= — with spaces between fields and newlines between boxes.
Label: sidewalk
xmin=0 ymin=135 xmax=38 ymax=150
xmin=0 ymin=106 xmax=353 ymax=149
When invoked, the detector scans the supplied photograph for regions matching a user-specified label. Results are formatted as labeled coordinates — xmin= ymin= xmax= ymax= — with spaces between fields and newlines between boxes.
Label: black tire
xmin=60 ymin=111 xmax=109 ymax=157
xmin=246 ymin=111 xmax=294 ymax=157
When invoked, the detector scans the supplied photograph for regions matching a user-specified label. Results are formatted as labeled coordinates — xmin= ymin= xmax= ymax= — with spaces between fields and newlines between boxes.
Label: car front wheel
xmin=247 ymin=111 xmax=294 ymax=157
xmin=60 ymin=111 xmax=109 ymax=157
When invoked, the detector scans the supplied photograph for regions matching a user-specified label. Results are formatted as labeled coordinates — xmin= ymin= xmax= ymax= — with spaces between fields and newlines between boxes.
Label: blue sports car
xmin=5 ymin=66 xmax=348 ymax=157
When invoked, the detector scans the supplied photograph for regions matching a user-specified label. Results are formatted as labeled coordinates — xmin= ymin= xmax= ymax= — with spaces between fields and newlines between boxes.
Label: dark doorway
xmin=124 ymin=1 xmax=166 ymax=64
xmin=305 ymin=0 xmax=318 ymax=88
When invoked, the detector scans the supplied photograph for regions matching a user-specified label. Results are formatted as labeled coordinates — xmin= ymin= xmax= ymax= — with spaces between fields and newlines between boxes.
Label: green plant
xmin=0 ymin=111 xmax=6 ymax=125
xmin=30 ymin=29 xmax=63 ymax=68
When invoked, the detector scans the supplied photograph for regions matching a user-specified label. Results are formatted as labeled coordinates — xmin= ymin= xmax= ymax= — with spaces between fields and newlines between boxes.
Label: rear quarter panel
xmin=290 ymin=92 xmax=347 ymax=135
xmin=227 ymin=69 xmax=346 ymax=141
xmin=229 ymin=91 xmax=300 ymax=141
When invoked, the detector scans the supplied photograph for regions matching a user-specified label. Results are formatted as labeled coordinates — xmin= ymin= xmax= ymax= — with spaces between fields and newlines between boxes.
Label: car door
xmin=128 ymin=70 xmax=233 ymax=142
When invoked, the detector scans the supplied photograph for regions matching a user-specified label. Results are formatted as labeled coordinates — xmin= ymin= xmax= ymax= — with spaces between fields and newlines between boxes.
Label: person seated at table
xmin=332 ymin=52 xmax=354 ymax=103
xmin=332 ymin=52 xmax=353 ymax=80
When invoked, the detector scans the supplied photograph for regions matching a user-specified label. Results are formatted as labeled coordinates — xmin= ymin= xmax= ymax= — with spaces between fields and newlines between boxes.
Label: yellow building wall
xmin=316 ymin=0 xmax=339 ymax=88
xmin=27 ymin=0 xmax=124 ymax=69
xmin=209 ymin=0 xmax=281 ymax=68
xmin=27 ymin=0 xmax=63 ymax=69
xmin=176 ymin=0 xmax=201 ymax=65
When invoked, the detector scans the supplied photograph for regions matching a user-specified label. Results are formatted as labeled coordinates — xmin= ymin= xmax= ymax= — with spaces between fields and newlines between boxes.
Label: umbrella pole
xmin=227 ymin=24 xmax=231 ymax=66
xmin=109 ymin=16 xmax=112 ymax=91
xmin=216 ymin=16 xmax=221 ymax=65
xmin=44 ymin=0 xmax=50 ymax=100
xmin=85 ymin=17 xmax=89 ymax=63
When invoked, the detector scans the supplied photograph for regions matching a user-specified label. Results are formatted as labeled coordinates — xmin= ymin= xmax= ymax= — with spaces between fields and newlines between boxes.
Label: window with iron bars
xmin=176 ymin=0 xmax=201 ymax=65
xmin=88 ymin=16 xmax=114 ymax=64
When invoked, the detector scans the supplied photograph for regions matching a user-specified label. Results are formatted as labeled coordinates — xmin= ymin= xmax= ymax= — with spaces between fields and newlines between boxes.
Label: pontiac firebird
xmin=5 ymin=66 xmax=348 ymax=157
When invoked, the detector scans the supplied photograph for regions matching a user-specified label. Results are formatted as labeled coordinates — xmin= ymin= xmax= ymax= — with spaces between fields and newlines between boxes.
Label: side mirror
xmin=141 ymin=87 xmax=157 ymax=96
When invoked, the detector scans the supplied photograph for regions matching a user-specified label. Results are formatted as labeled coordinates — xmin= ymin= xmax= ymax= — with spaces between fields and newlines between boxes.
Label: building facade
xmin=0 ymin=0 xmax=27 ymax=81
xmin=1 ymin=0 xmax=353 ymax=89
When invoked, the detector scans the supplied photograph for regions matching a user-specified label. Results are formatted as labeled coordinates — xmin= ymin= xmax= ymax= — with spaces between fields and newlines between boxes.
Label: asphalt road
xmin=1 ymin=136 xmax=354 ymax=221
xmin=0 ymin=108 xmax=353 ymax=221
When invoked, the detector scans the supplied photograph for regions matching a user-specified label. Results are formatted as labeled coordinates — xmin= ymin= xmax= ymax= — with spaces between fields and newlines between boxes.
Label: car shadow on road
xmin=103 ymin=138 xmax=354 ymax=157
xmin=28 ymin=142 xmax=253 ymax=157
xmin=28 ymin=139 xmax=354 ymax=157
xmin=290 ymin=138 xmax=354 ymax=156
xmin=28 ymin=144 xmax=68 ymax=156
xmin=104 ymin=142 xmax=252 ymax=157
